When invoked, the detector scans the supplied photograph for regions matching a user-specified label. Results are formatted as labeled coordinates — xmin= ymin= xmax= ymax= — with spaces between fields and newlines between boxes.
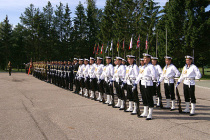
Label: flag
xmin=110 ymin=40 xmax=113 ymax=51
xmin=129 ymin=37 xmax=132 ymax=50
xmin=101 ymin=44 xmax=103 ymax=54
xmin=96 ymin=43 xmax=99 ymax=54
xmin=136 ymin=34 xmax=140 ymax=49
xmin=122 ymin=40 xmax=125 ymax=50
xmin=105 ymin=42 xmax=109 ymax=53
xmin=117 ymin=39 xmax=119 ymax=52
xmin=93 ymin=44 xmax=96 ymax=54
xmin=145 ymin=35 xmax=148 ymax=50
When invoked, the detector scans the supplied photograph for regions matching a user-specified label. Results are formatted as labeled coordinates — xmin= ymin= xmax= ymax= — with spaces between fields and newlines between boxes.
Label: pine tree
xmin=0 ymin=15 xmax=13 ymax=69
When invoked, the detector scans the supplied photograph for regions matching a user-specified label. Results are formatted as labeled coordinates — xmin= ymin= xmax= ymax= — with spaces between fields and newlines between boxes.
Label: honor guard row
xmin=29 ymin=54 xmax=201 ymax=120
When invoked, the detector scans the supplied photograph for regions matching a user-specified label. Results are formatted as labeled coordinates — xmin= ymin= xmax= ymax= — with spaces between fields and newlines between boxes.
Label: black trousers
xmin=85 ymin=78 xmax=90 ymax=90
xmin=90 ymin=78 xmax=97 ymax=91
xmin=115 ymin=82 xmax=123 ymax=99
xmin=98 ymin=80 xmax=105 ymax=93
xmin=127 ymin=85 xmax=138 ymax=102
xmin=153 ymin=82 xmax=162 ymax=99
xmin=104 ymin=81 xmax=113 ymax=95
xmin=164 ymin=83 xmax=175 ymax=100
xmin=142 ymin=86 xmax=154 ymax=107
xmin=9 ymin=69 xmax=11 ymax=76
xmin=183 ymin=84 xmax=196 ymax=103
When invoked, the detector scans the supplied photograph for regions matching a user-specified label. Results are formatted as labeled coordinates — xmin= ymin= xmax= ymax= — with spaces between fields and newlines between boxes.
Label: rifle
xmin=176 ymin=87 xmax=182 ymax=113
xmin=121 ymin=84 xmax=127 ymax=112
xmin=134 ymin=86 xmax=141 ymax=117
xmin=110 ymin=82 xmax=115 ymax=107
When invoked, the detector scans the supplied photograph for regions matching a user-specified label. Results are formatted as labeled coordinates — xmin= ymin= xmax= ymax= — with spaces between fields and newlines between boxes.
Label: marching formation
xmin=31 ymin=54 xmax=201 ymax=120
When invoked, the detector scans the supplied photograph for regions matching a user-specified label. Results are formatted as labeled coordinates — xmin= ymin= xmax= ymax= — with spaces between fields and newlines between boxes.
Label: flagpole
xmin=118 ymin=38 xmax=119 ymax=57
xmin=103 ymin=43 xmax=105 ymax=65
xmin=166 ymin=28 xmax=167 ymax=56
xmin=156 ymin=32 xmax=158 ymax=57
xmin=139 ymin=34 xmax=140 ymax=64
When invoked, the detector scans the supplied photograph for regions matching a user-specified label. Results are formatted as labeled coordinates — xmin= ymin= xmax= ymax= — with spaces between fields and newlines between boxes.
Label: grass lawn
xmin=0 ymin=68 xmax=26 ymax=73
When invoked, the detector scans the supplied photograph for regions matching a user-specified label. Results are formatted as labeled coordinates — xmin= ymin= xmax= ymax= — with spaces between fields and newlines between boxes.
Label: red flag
xmin=145 ymin=35 xmax=148 ymax=50
xmin=117 ymin=40 xmax=119 ymax=52
xmin=122 ymin=40 xmax=125 ymax=50
xmin=136 ymin=34 xmax=140 ymax=49
xmin=96 ymin=43 xmax=99 ymax=54
xmin=129 ymin=37 xmax=133 ymax=50
xmin=101 ymin=44 xmax=103 ymax=54
xmin=93 ymin=44 xmax=96 ymax=54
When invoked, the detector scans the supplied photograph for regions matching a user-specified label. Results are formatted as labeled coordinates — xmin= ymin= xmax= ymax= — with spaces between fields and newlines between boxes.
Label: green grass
xmin=0 ymin=68 xmax=26 ymax=73
xmin=199 ymin=68 xmax=210 ymax=80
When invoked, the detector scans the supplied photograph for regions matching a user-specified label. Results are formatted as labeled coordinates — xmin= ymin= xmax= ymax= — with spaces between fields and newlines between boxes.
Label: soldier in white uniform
xmin=151 ymin=57 xmax=163 ymax=107
xmin=88 ymin=57 xmax=97 ymax=100
xmin=158 ymin=56 xmax=180 ymax=110
xmin=76 ymin=59 xmax=85 ymax=95
xmin=112 ymin=57 xmax=126 ymax=108
xmin=135 ymin=53 xmax=156 ymax=120
xmin=95 ymin=57 xmax=105 ymax=102
xmin=176 ymin=56 xmax=201 ymax=116
xmin=139 ymin=58 xmax=145 ymax=102
xmin=100 ymin=56 xmax=114 ymax=106
xmin=123 ymin=55 xmax=139 ymax=115
xmin=83 ymin=59 xmax=90 ymax=97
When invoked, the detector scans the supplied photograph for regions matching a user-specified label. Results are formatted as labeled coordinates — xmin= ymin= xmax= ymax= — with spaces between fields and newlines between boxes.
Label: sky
xmin=0 ymin=0 xmax=209 ymax=27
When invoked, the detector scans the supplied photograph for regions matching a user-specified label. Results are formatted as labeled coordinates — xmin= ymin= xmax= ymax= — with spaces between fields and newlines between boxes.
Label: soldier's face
xmin=152 ymin=60 xmax=157 ymax=65
xmin=106 ymin=59 xmax=111 ymax=64
xmin=114 ymin=60 xmax=117 ymax=65
xmin=144 ymin=57 xmax=150 ymax=64
xmin=84 ymin=61 xmax=88 ymax=65
xmin=140 ymin=60 xmax=144 ymax=66
xmin=165 ymin=59 xmax=171 ymax=65
xmin=79 ymin=61 xmax=83 ymax=65
xmin=186 ymin=59 xmax=192 ymax=65
xmin=128 ymin=58 xmax=134 ymax=65
xmin=122 ymin=61 xmax=125 ymax=65
xmin=97 ymin=59 xmax=102 ymax=64
xmin=90 ymin=59 xmax=94 ymax=64
xmin=117 ymin=60 xmax=122 ymax=65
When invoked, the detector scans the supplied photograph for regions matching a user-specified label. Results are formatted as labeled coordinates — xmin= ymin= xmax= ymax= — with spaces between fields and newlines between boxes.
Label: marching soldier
xmin=157 ymin=56 xmax=180 ymax=110
xmin=100 ymin=56 xmax=114 ymax=106
xmin=68 ymin=61 xmax=74 ymax=91
xmin=76 ymin=59 xmax=85 ymax=94
xmin=139 ymin=58 xmax=145 ymax=102
xmin=73 ymin=58 xmax=79 ymax=93
xmin=95 ymin=57 xmax=104 ymax=102
xmin=135 ymin=54 xmax=156 ymax=120
xmin=112 ymin=57 xmax=126 ymax=108
xmin=88 ymin=57 xmax=97 ymax=100
xmin=151 ymin=57 xmax=163 ymax=107
xmin=8 ymin=61 xmax=12 ymax=76
xmin=123 ymin=55 xmax=139 ymax=114
xmin=176 ymin=56 xmax=201 ymax=116
xmin=83 ymin=59 xmax=90 ymax=96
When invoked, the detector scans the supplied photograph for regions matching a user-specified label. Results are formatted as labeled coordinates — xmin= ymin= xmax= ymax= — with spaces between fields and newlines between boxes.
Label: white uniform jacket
xmin=100 ymin=63 xmax=114 ymax=82
xmin=95 ymin=64 xmax=104 ymax=80
xmin=113 ymin=64 xmax=126 ymax=83
xmin=159 ymin=64 xmax=180 ymax=84
xmin=135 ymin=63 xmax=156 ymax=87
xmin=178 ymin=64 xmax=201 ymax=86
xmin=124 ymin=64 xmax=139 ymax=85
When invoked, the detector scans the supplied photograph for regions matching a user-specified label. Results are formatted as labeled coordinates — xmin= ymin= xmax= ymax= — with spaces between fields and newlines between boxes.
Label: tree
xmin=0 ymin=15 xmax=13 ymax=70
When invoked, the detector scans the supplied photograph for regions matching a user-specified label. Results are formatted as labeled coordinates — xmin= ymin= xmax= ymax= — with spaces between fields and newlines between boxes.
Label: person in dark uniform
xmin=8 ymin=61 xmax=12 ymax=76
xmin=68 ymin=61 xmax=74 ymax=91
xmin=73 ymin=58 xmax=79 ymax=93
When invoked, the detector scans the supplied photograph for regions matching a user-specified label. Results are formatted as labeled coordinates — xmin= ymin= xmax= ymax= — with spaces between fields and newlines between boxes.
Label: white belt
xmin=185 ymin=77 xmax=195 ymax=87
xmin=165 ymin=77 xmax=174 ymax=85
